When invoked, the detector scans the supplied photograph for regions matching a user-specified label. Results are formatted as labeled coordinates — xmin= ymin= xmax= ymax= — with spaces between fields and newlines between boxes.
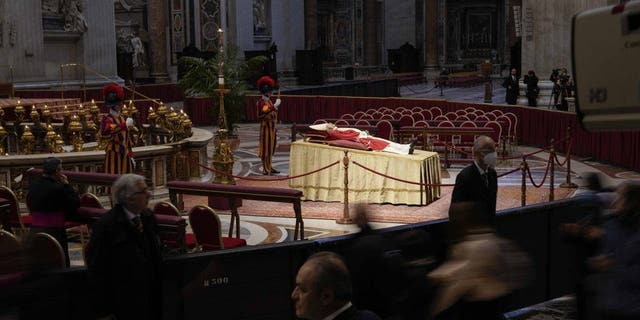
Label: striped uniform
xmin=257 ymin=97 xmax=277 ymax=174
xmin=100 ymin=113 xmax=134 ymax=174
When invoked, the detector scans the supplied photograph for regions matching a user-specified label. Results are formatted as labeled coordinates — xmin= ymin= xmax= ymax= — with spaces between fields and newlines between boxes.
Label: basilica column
xmin=363 ymin=0 xmax=378 ymax=65
xmin=304 ymin=0 xmax=318 ymax=49
xmin=147 ymin=0 xmax=170 ymax=83
xmin=424 ymin=0 xmax=440 ymax=79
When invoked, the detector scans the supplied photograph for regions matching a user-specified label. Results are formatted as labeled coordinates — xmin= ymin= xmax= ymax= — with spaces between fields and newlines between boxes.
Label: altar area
xmin=289 ymin=141 xmax=441 ymax=205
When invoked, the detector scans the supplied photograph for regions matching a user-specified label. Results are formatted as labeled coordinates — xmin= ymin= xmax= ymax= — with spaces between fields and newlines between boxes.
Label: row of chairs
xmin=1 ymin=184 xmax=246 ymax=266
xmin=337 ymin=106 xmax=518 ymax=153
xmin=153 ymin=202 xmax=246 ymax=252
xmin=0 ymin=230 xmax=67 ymax=277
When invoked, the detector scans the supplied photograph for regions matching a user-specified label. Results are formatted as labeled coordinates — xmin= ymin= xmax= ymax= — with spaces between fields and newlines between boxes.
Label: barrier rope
xmin=497 ymin=166 xmax=522 ymax=178
xmin=188 ymin=158 xmax=340 ymax=182
xmin=553 ymin=139 xmax=573 ymax=166
xmin=351 ymin=160 xmax=455 ymax=187
xmin=525 ymin=154 xmax=553 ymax=188
xmin=430 ymin=138 xmax=552 ymax=160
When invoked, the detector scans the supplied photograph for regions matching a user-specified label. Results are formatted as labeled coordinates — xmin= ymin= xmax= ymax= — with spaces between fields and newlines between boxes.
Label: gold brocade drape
xmin=289 ymin=141 xmax=441 ymax=205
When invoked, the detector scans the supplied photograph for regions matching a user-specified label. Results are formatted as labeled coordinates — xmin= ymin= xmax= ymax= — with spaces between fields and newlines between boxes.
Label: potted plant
xmin=178 ymin=44 xmax=268 ymax=134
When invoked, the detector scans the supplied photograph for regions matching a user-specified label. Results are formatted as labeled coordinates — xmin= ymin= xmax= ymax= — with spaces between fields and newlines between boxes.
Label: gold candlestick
xmin=69 ymin=113 xmax=84 ymax=152
xmin=20 ymin=125 xmax=34 ymax=154
xmin=211 ymin=27 xmax=235 ymax=185
xmin=0 ymin=124 xmax=7 ymax=155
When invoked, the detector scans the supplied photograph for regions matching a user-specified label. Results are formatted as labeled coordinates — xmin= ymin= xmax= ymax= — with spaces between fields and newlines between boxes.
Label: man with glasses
xmin=86 ymin=174 xmax=163 ymax=320
xmin=450 ymin=136 xmax=498 ymax=226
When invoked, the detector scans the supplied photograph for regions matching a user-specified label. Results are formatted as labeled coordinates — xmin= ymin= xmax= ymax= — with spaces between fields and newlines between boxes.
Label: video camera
xmin=573 ymin=1 xmax=640 ymax=131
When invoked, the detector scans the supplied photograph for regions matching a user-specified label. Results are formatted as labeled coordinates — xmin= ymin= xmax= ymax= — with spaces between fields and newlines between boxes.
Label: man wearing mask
xmin=450 ymin=136 xmax=498 ymax=226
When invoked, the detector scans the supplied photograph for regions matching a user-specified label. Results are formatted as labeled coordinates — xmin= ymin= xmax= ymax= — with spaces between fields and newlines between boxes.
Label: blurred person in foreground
xmin=591 ymin=182 xmax=640 ymax=320
xmin=450 ymin=136 xmax=498 ymax=227
xmin=346 ymin=204 xmax=405 ymax=318
xmin=561 ymin=172 xmax=616 ymax=320
xmin=27 ymin=157 xmax=79 ymax=267
xmin=291 ymin=251 xmax=381 ymax=320
xmin=429 ymin=201 xmax=531 ymax=320
xmin=86 ymin=174 xmax=163 ymax=320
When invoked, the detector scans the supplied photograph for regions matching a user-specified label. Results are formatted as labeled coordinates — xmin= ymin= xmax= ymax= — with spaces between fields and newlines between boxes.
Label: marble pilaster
xmin=424 ymin=0 xmax=439 ymax=79
xmin=147 ymin=0 xmax=170 ymax=83
xmin=363 ymin=0 xmax=378 ymax=65
xmin=305 ymin=0 xmax=318 ymax=49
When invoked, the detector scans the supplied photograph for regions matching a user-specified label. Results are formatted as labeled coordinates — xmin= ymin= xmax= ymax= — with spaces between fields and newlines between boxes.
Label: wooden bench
xmin=0 ymin=82 xmax=13 ymax=98
xmin=166 ymin=180 xmax=305 ymax=240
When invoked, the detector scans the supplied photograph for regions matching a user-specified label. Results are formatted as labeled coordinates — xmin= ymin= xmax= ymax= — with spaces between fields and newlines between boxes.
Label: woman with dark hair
xmin=256 ymin=76 xmax=281 ymax=175
xmin=523 ymin=70 xmax=539 ymax=107
xmin=100 ymin=83 xmax=135 ymax=174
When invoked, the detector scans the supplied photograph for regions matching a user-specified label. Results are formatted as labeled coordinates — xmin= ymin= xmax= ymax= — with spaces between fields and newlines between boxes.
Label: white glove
xmin=274 ymin=99 xmax=281 ymax=108
xmin=126 ymin=117 xmax=134 ymax=127
xmin=131 ymin=158 xmax=136 ymax=169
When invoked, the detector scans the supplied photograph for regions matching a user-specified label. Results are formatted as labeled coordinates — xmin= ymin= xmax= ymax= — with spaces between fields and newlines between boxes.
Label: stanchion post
xmin=521 ymin=157 xmax=527 ymax=207
xmin=337 ymin=150 xmax=353 ymax=224
xmin=444 ymin=143 xmax=450 ymax=168
xmin=549 ymin=139 xmax=555 ymax=202
xmin=560 ymin=126 xmax=578 ymax=188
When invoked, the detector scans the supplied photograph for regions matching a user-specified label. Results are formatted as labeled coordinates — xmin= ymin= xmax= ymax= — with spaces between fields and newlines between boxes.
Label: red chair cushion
xmin=201 ymin=237 xmax=246 ymax=250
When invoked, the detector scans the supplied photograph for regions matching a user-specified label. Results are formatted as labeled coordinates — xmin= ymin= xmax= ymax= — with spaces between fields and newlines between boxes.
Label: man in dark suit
xmin=291 ymin=251 xmax=381 ymax=320
xmin=86 ymin=174 xmax=164 ymax=320
xmin=502 ymin=68 xmax=519 ymax=105
xmin=450 ymin=136 xmax=498 ymax=226
xmin=27 ymin=157 xmax=79 ymax=266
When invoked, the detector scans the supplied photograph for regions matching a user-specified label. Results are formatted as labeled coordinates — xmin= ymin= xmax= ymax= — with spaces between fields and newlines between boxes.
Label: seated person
xmin=309 ymin=123 xmax=416 ymax=155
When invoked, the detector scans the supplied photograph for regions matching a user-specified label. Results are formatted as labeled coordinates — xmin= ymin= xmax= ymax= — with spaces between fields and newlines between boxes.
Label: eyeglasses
xmin=477 ymin=148 xmax=496 ymax=154
xmin=130 ymin=188 xmax=150 ymax=197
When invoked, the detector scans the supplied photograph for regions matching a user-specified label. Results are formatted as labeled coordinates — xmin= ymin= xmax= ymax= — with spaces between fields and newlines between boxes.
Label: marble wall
xmin=520 ymin=0 xmax=608 ymax=78
xmin=228 ymin=0 xmax=304 ymax=75
xmin=384 ymin=0 xmax=417 ymax=50
xmin=0 ymin=0 xmax=118 ymax=86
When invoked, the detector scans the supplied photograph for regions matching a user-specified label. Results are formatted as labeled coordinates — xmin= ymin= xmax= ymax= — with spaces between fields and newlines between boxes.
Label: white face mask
xmin=483 ymin=151 xmax=497 ymax=167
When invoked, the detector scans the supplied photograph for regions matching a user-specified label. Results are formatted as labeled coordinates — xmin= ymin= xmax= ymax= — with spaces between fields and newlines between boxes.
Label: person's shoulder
xmin=459 ymin=164 xmax=477 ymax=176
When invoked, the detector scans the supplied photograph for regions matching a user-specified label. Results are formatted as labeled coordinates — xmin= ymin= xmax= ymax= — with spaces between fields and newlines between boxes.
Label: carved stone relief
xmin=118 ymin=0 xmax=146 ymax=11
xmin=42 ymin=0 xmax=87 ymax=33
xmin=61 ymin=0 xmax=88 ymax=33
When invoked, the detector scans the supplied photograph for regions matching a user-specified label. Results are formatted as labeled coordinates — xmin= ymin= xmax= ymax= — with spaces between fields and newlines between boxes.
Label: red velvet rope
xmin=351 ymin=160 xmax=455 ymax=187
xmin=188 ymin=158 xmax=340 ymax=182
xmin=553 ymin=139 xmax=573 ymax=167
xmin=497 ymin=166 xmax=522 ymax=178
xmin=525 ymin=155 xmax=553 ymax=188
xmin=431 ymin=138 xmax=552 ymax=160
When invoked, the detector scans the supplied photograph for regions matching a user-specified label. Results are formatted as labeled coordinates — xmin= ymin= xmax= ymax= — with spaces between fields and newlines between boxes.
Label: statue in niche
xmin=116 ymin=27 xmax=147 ymax=69
xmin=61 ymin=0 xmax=87 ymax=33
xmin=42 ymin=0 xmax=61 ymax=14
xmin=253 ymin=0 xmax=267 ymax=34
xmin=131 ymin=33 xmax=145 ymax=68
xmin=118 ymin=0 xmax=146 ymax=11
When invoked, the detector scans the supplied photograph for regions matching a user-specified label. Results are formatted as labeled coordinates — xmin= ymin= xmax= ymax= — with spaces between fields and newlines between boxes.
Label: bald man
xmin=450 ymin=136 xmax=498 ymax=225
